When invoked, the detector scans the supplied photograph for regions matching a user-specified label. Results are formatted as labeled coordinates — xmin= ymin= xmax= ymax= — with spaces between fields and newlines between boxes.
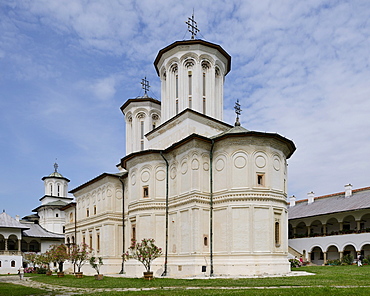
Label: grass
xmin=29 ymin=265 xmax=370 ymax=288
xmin=1 ymin=266 xmax=370 ymax=295
xmin=0 ymin=282 xmax=50 ymax=296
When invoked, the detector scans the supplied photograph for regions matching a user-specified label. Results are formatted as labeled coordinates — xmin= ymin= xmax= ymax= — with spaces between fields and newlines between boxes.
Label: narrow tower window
xmin=188 ymin=71 xmax=192 ymax=108
xmin=50 ymin=184 xmax=53 ymax=196
xmin=140 ymin=121 xmax=144 ymax=151
xmin=202 ymin=72 xmax=206 ymax=114
xmin=275 ymin=222 xmax=280 ymax=246
xmin=57 ymin=184 xmax=60 ymax=196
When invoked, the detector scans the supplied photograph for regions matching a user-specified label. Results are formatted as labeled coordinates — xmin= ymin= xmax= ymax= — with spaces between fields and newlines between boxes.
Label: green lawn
xmin=29 ymin=265 xmax=370 ymax=288
xmin=1 ymin=266 xmax=370 ymax=295
xmin=0 ymin=282 xmax=50 ymax=296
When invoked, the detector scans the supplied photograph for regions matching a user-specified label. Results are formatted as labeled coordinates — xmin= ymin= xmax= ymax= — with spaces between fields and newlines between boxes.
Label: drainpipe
xmin=119 ymin=175 xmax=125 ymax=274
xmin=209 ymin=139 xmax=215 ymax=276
xmin=74 ymin=204 xmax=77 ymax=274
xmin=160 ymin=151 xmax=169 ymax=276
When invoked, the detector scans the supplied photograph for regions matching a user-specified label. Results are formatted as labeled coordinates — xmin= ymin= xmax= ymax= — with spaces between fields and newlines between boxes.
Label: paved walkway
xmin=1 ymin=274 xmax=370 ymax=295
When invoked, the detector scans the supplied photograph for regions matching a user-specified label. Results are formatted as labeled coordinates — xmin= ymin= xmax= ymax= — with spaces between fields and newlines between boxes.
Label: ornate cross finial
xmin=141 ymin=77 xmax=150 ymax=95
xmin=186 ymin=11 xmax=199 ymax=40
xmin=234 ymin=99 xmax=242 ymax=126
xmin=54 ymin=161 xmax=58 ymax=173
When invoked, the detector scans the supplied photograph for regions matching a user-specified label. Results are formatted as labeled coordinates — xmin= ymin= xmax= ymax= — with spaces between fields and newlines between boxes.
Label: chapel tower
xmin=154 ymin=36 xmax=230 ymax=122
xmin=34 ymin=163 xmax=72 ymax=234
xmin=121 ymin=78 xmax=161 ymax=155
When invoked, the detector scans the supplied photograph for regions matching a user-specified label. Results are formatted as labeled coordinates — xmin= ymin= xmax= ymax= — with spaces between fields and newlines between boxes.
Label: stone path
xmin=1 ymin=274 xmax=370 ymax=295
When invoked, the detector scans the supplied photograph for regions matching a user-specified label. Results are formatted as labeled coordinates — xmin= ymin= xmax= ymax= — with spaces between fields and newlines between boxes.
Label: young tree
xmin=48 ymin=244 xmax=68 ymax=273
xmin=89 ymin=256 xmax=104 ymax=275
xmin=124 ymin=238 xmax=162 ymax=273
xmin=23 ymin=252 xmax=37 ymax=269
xmin=69 ymin=243 xmax=93 ymax=273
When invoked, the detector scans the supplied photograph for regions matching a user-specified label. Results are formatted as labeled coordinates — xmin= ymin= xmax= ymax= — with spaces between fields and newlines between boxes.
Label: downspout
xmin=74 ymin=204 xmax=77 ymax=274
xmin=210 ymin=139 xmax=215 ymax=276
xmin=160 ymin=151 xmax=169 ymax=276
xmin=119 ymin=175 xmax=125 ymax=274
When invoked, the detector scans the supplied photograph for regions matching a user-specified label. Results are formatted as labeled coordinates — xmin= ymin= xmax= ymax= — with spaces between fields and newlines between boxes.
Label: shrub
xmin=24 ymin=267 xmax=35 ymax=273
xmin=326 ymin=259 xmax=341 ymax=266
xmin=363 ymin=255 xmax=370 ymax=265
xmin=341 ymin=254 xmax=354 ymax=265
xmin=36 ymin=267 xmax=48 ymax=274
xmin=289 ymin=258 xmax=301 ymax=268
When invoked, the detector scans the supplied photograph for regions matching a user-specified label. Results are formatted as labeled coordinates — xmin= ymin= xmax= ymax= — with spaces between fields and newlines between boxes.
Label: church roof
xmin=69 ymin=172 xmax=127 ymax=194
xmin=288 ymin=186 xmax=370 ymax=220
xmin=32 ymin=200 xmax=69 ymax=212
xmin=21 ymin=223 xmax=64 ymax=239
xmin=120 ymin=96 xmax=161 ymax=114
xmin=0 ymin=212 xmax=29 ymax=229
xmin=154 ymin=39 xmax=231 ymax=76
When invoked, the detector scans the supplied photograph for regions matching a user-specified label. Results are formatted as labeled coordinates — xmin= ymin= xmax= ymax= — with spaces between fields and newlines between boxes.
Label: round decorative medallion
xmin=273 ymin=158 xmax=281 ymax=171
xmin=234 ymin=156 xmax=246 ymax=168
xmin=170 ymin=167 xmax=177 ymax=179
xmin=141 ymin=171 xmax=150 ymax=182
xmin=203 ymin=162 xmax=209 ymax=171
xmin=191 ymin=159 xmax=199 ymax=170
xmin=216 ymin=158 xmax=225 ymax=171
xmin=181 ymin=162 xmax=188 ymax=174
xmin=131 ymin=174 xmax=136 ymax=185
xmin=156 ymin=170 xmax=165 ymax=181
xmin=255 ymin=155 xmax=266 ymax=168
xmin=116 ymin=189 xmax=122 ymax=199
xmin=106 ymin=188 xmax=112 ymax=198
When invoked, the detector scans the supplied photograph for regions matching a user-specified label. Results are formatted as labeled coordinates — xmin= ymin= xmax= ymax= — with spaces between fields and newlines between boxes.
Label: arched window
xmin=11 ymin=260 xmax=15 ymax=267
xmin=57 ymin=184 xmax=60 ymax=196
xmin=50 ymin=184 xmax=53 ymax=196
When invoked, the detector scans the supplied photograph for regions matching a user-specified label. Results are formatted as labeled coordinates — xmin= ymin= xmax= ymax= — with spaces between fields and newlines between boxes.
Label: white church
xmin=62 ymin=18 xmax=296 ymax=277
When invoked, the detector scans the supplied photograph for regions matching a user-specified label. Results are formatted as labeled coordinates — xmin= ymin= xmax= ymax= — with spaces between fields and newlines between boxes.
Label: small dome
xmin=48 ymin=171 xmax=64 ymax=178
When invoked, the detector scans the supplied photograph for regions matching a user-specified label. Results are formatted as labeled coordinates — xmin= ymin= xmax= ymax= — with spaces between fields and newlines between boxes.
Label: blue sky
xmin=1 ymin=0 xmax=370 ymax=218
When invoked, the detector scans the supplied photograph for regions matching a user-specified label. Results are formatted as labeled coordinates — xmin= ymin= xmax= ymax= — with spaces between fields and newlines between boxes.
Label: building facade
xmin=288 ymin=185 xmax=370 ymax=265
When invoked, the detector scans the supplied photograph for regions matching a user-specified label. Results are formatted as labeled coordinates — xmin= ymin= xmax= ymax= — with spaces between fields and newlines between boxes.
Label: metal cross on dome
xmin=234 ymin=99 xmax=242 ymax=126
xmin=186 ymin=11 xmax=200 ymax=40
xmin=141 ymin=77 xmax=150 ymax=95
xmin=54 ymin=161 xmax=59 ymax=172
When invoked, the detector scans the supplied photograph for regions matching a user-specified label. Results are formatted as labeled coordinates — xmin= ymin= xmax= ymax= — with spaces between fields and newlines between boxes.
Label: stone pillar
xmin=17 ymin=239 xmax=21 ymax=251
xmin=339 ymin=251 xmax=343 ymax=261
xmin=356 ymin=221 xmax=361 ymax=231
xmin=339 ymin=222 xmax=343 ymax=231
xmin=323 ymin=252 xmax=327 ymax=265
xmin=293 ymin=227 xmax=296 ymax=235
xmin=307 ymin=226 xmax=311 ymax=236
xmin=323 ymin=224 xmax=327 ymax=236
xmin=308 ymin=252 xmax=311 ymax=263
xmin=4 ymin=239 xmax=8 ymax=251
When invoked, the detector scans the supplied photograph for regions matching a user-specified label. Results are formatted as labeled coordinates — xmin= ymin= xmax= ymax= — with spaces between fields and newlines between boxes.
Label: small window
xmin=89 ymin=235 xmax=93 ymax=249
xmin=11 ymin=260 xmax=15 ymax=267
xmin=132 ymin=226 xmax=136 ymax=241
xmin=275 ymin=222 xmax=280 ymax=246
xmin=203 ymin=235 xmax=208 ymax=247
xmin=56 ymin=213 xmax=59 ymax=218
xmin=53 ymin=262 xmax=57 ymax=267
xmin=94 ymin=205 xmax=97 ymax=215
xmin=97 ymin=234 xmax=100 ymax=252
xmin=0 ymin=261 xmax=2 ymax=267
xmin=86 ymin=208 xmax=89 ymax=217
xmin=143 ymin=186 xmax=149 ymax=198
xmin=63 ymin=226 xmax=65 ymax=233
xmin=83 ymin=236 xmax=86 ymax=244
xmin=257 ymin=174 xmax=264 ymax=186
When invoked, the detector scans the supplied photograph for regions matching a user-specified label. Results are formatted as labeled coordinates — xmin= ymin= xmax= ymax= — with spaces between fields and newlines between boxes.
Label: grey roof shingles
xmin=22 ymin=223 xmax=64 ymax=239
xmin=288 ymin=187 xmax=370 ymax=220
xmin=0 ymin=212 xmax=29 ymax=229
